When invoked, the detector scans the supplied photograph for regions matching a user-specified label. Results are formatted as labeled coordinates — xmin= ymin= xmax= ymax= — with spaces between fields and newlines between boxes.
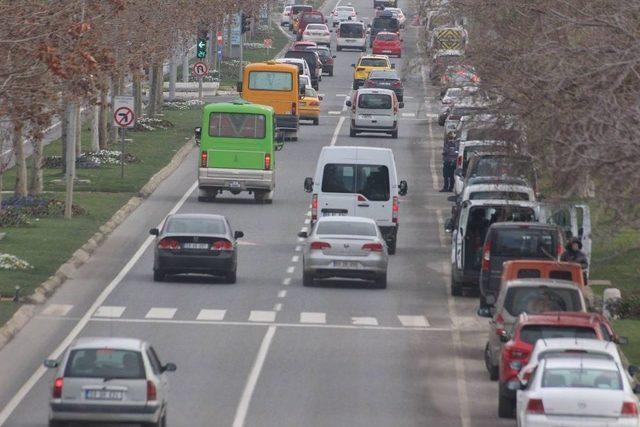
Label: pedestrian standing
xmin=560 ymin=236 xmax=589 ymax=284
xmin=440 ymin=132 xmax=457 ymax=192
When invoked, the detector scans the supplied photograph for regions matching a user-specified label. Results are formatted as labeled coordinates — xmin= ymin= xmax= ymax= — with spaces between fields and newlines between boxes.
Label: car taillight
xmin=264 ymin=153 xmax=271 ymax=170
xmin=481 ymin=241 xmax=491 ymax=271
xmin=456 ymin=155 xmax=463 ymax=168
xmin=526 ymin=398 xmax=545 ymax=414
xmin=311 ymin=193 xmax=318 ymax=221
xmin=557 ymin=242 xmax=564 ymax=258
xmin=52 ymin=377 xmax=63 ymax=398
xmin=309 ymin=100 xmax=319 ymax=106
xmin=292 ymin=101 xmax=297 ymax=115
xmin=200 ymin=151 xmax=208 ymax=168
xmin=212 ymin=239 xmax=233 ymax=251
xmin=621 ymin=402 xmax=639 ymax=417
xmin=310 ymin=241 xmax=331 ymax=250
xmin=158 ymin=238 xmax=180 ymax=250
xmin=392 ymin=196 xmax=399 ymax=224
xmin=392 ymin=80 xmax=401 ymax=88
xmin=364 ymin=80 xmax=375 ymax=87
xmin=146 ymin=380 xmax=157 ymax=401
xmin=362 ymin=243 xmax=383 ymax=252
xmin=304 ymin=31 xmax=310 ymax=35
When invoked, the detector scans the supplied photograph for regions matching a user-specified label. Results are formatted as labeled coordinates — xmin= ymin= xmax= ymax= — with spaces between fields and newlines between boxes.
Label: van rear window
xmin=372 ymin=17 xmax=399 ymax=30
xmin=493 ymin=228 xmax=556 ymax=258
xmin=248 ymin=71 xmax=293 ymax=91
xmin=340 ymin=24 xmax=364 ymax=37
xmin=549 ymin=270 xmax=574 ymax=281
xmin=504 ymin=286 xmax=582 ymax=317
xmin=209 ymin=113 xmax=266 ymax=139
xmin=358 ymin=94 xmax=392 ymax=109
xmin=469 ymin=191 xmax=530 ymax=201
xmin=322 ymin=164 xmax=390 ymax=201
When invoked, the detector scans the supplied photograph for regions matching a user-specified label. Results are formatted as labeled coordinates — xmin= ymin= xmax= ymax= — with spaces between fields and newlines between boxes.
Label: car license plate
xmin=229 ymin=181 xmax=241 ymax=188
xmin=359 ymin=114 xmax=372 ymax=119
xmin=324 ymin=212 xmax=346 ymax=217
xmin=183 ymin=243 xmax=209 ymax=250
xmin=300 ymin=102 xmax=307 ymax=106
xmin=85 ymin=390 xmax=123 ymax=400
xmin=347 ymin=39 xmax=356 ymax=42
xmin=334 ymin=261 xmax=359 ymax=268
xmin=382 ymin=50 xmax=392 ymax=53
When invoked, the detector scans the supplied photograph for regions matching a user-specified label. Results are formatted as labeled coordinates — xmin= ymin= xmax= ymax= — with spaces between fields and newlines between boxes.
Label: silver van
xmin=346 ymin=88 xmax=404 ymax=138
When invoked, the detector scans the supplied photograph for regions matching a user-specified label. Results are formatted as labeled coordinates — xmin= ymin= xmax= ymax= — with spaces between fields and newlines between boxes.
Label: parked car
xmin=306 ymin=45 xmax=335 ymax=76
xmin=44 ymin=337 xmax=176 ymax=427
xmin=430 ymin=49 xmax=464 ymax=81
xmin=480 ymin=278 xmax=588 ymax=381
xmin=302 ymin=23 xmax=331 ymax=46
xmin=479 ymin=222 xmax=566 ymax=307
xmin=516 ymin=354 xmax=640 ymax=426
xmin=150 ymin=213 xmax=244 ymax=283
xmin=346 ymin=88 xmax=404 ymax=138
xmin=331 ymin=5 xmax=357 ymax=26
xmin=372 ymin=31 xmax=402 ymax=57
xmin=461 ymin=152 xmax=539 ymax=196
xmin=299 ymin=216 xmax=389 ymax=287
xmin=498 ymin=311 xmax=618 ymax=418
xmin=281 ymin=5 xmax=292 ymax=26
xmin=303 ymin=146 xmax=408 ymax=254
xmin=363 ymin=69 xmax=403 ymax=101
xmin=299 ymin=86 xmax=322 ymax=125
xmin=336 ymin=21 xmax=367 ymax=52
xmin=453 ymin=140 xmax=512 ymax=195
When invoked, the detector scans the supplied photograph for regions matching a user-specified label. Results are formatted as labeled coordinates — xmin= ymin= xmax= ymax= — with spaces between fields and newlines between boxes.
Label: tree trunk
xmin=99 ymin=86 xmax=109 ymax=149
xmin=182 ymin=50 xmax=189 ymax=83
xmin=133 ymin=73 xmax=143 ymax=118
xmin=155 ymin=63 xmax=164 ymax=114
xmin=64 ymin=103 xmax=77 ymax=219
xmin=169 ymin=54 xmax=177 ymax=102
xmin=147 ymin=67 xmax=157 ymax=117
xmin=61 ymin=104 xmax=68 ymax=173
xmin=28 ymin=136 xmax=43 ymax=196
xmin=75 ymin=104 xmax=82 ymax=157
xmin=90 ymin=104 xmax=100 ymax=152
xmin=109 ymin=77 xmax=119 ymax=146
xmin=12 ymin=126 xmax=27 ymax=197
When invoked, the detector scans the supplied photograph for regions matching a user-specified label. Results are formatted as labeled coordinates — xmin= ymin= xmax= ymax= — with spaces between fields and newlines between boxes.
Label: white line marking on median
xmin=41 ymin=304 xmax=73 ymax=317
xmin=398 ymin=315 xmax=430 ymax=328
xmin=232 ymin=325 xmax=277 ymax=427
xmin=0 ymin=180 xmax=199 ymax=426
xmin=436 ymin=209 xmax=447 ymax=248
xmin=93 ymin=306 xmax=126 ymax=318
xmin=351 ymin=316 xmax=378 ymax=326
xmin=196 ymin=309 xmax=226 ymax=321
xmin=328 ymin=111 xmax=342 ymax=115
xmin=277 ymin=290 xmax=287 ymax=298
xmin=282 ymin=277 xmax=292 ymax=286
xmin=286 ymin=266 xmax=295 ymax=274
xmin=295 ymin=245 xmax=302 ymax=252
xmin=249 ymin=310 xmax=276 ymax=322
xmin=330 ymin=116 xmax=346 ymax=146
xmin=300 ymin=312 xmax=326 ymax=324
xmin=402 ymin=112 xmax=416 ymax=117
xmin=145 ymin=308 xmax=177 ymax=319
xmin=291 ymin=255 xmax=299 ymax=263
xmin=336 ymin=93 xmax=347 ymax=97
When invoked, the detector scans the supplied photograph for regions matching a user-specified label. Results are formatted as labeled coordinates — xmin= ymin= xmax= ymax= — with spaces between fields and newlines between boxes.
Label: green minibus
xmin=195 ymin=99 xmax=283 ymax=203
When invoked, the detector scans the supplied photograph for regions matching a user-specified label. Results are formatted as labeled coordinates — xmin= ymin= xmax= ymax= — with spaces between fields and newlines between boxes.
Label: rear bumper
xmin=299 ymin=109 xmax=320 ymax=119
xmin=520 ymin=414 xmax=635 ymax=427
xmin=351 ymin=119 xmax=398 ymax=133
xmin=156 ymin=251 xmax=235 ymax=274
xmin=337 ymin=39 xmax=366 ymax=48
xmin=275 ymin=114 xmax=299 ymax=132
xmin=304 ymin=254 xmax=388 ymax=279
xmin=199 ymin=168 xmax=274 ymax=191
xmin=50 ymin=402 xmax=159 ymax=422
xmin=372 ymin=48 xmax=401 ymax=56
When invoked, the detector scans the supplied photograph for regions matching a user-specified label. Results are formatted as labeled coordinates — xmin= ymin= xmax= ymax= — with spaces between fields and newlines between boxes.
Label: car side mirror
xmin=398 ymin=180 xmax=408 ymax=196
xmin=617 ymin=336 xmax=630 ymax=346
xmin=299 ymin=85 xmax=306 ymax=96
xmin=236 ymin=81 xmax=243 ymax=93
xmin=345 ymin=100 xmax=352 ymax=107
xmin=162 ymin=362 xmax=177 ymax=373
xmin=297 ymin=231 xmax=308 ymax=238
xmin=234 ymin=231 xmax=244 ymax=239
xmin=447 ymin=195 xmax=458 ymax=202
xmin=319 ymin=95 xmax=324 ymax=101
xmin=391 ymin=64 xmax=396 ymax=69
xmin=304 ymin=177 xmax=313 ymax=193
xmin=43 ymin=359 xmax=59 ymax=368
xmin=476 ymin=307 xmax=492 ymax=318
xmin=629 ymin=365 xmax=639 ymax=377
xmin=149 ymin=228 xmax=159 ymax=236
xmin=194 ymin=127 xmax=201 ymax=144
xmin=499 ymin=330 xmax=510 ymax=343
xmin=398 ymin=102 xmax=404 ymax=109
xmin=444 ymin=218 xmax=454 ymax=233
xmin=332 ymin=55 xmax=337 ymax=58
xmin=351 ymin=63 xmax=355 ymax=68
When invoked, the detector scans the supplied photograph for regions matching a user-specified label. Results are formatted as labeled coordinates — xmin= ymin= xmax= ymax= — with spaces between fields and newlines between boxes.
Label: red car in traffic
xmin=372 ymin=32 xmax=402 ymax=57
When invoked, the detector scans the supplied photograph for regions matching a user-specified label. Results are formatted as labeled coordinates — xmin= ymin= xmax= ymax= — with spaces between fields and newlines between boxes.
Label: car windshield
xmin=340 ymin=23 xmax=364 ymax=37
xmin=208 ymin=112 xmax=266 ymax=139
xmin=504 ymin=286 xmax=582 ymax=316
xmin=372 ymin=17 xmax=399 ymax=30
xmin=248 ymin=71 xmax=293 ymax=92
xmin=305 ymin=87 xmax=318 ymax=98
xmin=165 ymin=217 xmax=226 ymax=234
xmin=359 ymin=58 xmax=388 ymax=67
xmin=307 ymin=24 xmax=326 ymax=30
xmin=321 ymin=164 xmax=390 ymax=201
xmin=303 ymin=14 xmax=324 ymax=23
xmin=316 ymin=221 xmax=377 ymax=236
xmin=520 ymin=325 xmax=597 ymax=344
xmin=542 ymin=368 xmax=622 ymax=390
xmin=463 ymin=146 xmax=507 ymax=169
xmin=65 ymin=349 xmax=145 ymax=379
xmin=376 ymin=33 xmax=398 ymax=41
xmin=285 ymin=51 xmax=317 ymax=67
xmin=469 ymin=191 xmax=530 ymax=201
xmin=358 ymin=93 xmax=392 ymax=109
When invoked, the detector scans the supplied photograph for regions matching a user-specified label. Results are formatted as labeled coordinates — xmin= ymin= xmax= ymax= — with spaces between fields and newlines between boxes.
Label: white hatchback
xmin=331 ymin=5 xmax=357 ymax=26
xmin=302 ymin=23 xmax=331 ymax=46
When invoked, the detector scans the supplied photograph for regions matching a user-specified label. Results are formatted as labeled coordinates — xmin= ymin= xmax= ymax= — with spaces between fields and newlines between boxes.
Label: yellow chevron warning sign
xmin=434 ymin=28 xmax=464 ymax=50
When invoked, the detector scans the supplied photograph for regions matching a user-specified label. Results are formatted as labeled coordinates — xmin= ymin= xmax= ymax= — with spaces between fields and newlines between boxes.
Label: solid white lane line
xmin=0 ymin=180 xmax=198 ymax=427
xmin=249 ymin=310 xmax=276 ymax=322
xmin=291 ymin=255 xmax=299 ymax=263
xmin=145 ymin=308 xmax=177 ymax=319
xmin=295 ymin=245 xmax=302 ymax=252
xmin=93 ymin=306 xmax=126 ymax=318
xmin=328 ymin=111 xmax=342 ymax=115
xmin=282 ymin=277 xmax=292 ymax=286
xmin=335 ymin=93 xmax=348 ymax=97
xmin=330 ymin=116 xmax=346 ymax=146
xmin=273 ymin=303 xmax=282 ymax=312
xmin=428 ymin=118 xmax=439 ymax=190
xmin=286 ymin=266 xmax=295 ymax=274
xmin=232 ymin=325 xmax=277 ymax=427
xmin=351 ymin=316 xmax=379 ymax=326
xmin=300 ymin=312 xmax=326 ymax=324
xmin=41 ymin=304 xmax=73 ymax=317
xmin=402 ymin=112 xmax=416 ymax=117
xmin=404 ymin=96 xmax=414 ymax=99
xmin=398 ymin=315 xmax=430 ymax=328
xmin=435 ymin=209 xmax=448 ymax=247
xmin=304 ymin=218 xmax=310 ymax=224
xmin=277 ymin=290 xmax=287 ymax=298
xmin=196 ymin=309 xmax=226 ymax=321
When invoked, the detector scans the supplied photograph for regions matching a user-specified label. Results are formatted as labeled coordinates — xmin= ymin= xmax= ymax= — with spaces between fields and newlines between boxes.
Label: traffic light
xmin=241 ymin=13 xmax=251 ymax=34
xmin=197 ymin=28 xmax=208 ymax=59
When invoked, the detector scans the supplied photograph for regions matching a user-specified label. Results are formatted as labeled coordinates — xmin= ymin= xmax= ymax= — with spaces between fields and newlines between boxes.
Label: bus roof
xmin=203 ymin=99 xmax=274 ymax=114
xmin=244 ymin=62 xmax=299 ymax=74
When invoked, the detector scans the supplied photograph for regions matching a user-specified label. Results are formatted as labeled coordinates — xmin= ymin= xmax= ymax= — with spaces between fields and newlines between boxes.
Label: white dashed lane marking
xmin=397 ymin=315 xmax=430 ymax=328
xmin=145 ymin=307 xmax=177 ymax=319
xmin=249 ymin=310 xmax=277 ymax=322
xmin=196 ymin=309 xmax=227 ymax=321
xmin=93 ymin=306 xmax=126 ymax=318
xmin=351 ymin=316 xmax=379 ymax=326
xmin=286 ymin=266 xmax=295 ymax=274
xmin=300 ymin=312 xmax=327 ymax=324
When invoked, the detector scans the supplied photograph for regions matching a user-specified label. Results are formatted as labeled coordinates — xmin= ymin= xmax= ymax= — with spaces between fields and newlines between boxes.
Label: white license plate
xmin=347 ymin=39 xmax=356 ymax=42
xmin=323 ymin=211 xmax=347 ymax=216
xmin=229 ymin=181 xmax=241 ymax=188
xmin=334 ymin=261 xmax=359 ymax=268
xmin=183 ymin=243 xmax=209 ymax=250
xmin=85 ymin=390 xmax=123 ymax=400
xmin=382 ymin=50 xmax=392 ymax=53
xmin=359 ymin=114 xmax=372 ymax=119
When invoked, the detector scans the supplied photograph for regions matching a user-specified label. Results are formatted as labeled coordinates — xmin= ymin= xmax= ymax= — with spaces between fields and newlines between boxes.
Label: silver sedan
xmin=299 ymin=216 xmax=389 ymax=288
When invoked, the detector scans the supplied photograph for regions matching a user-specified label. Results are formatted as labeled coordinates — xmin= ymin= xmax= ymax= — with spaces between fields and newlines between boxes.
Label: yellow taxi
xmin=351 ymin=54 xmax=394 ymax=90
xmin=299 ymin=86 xmax=322 ymax=125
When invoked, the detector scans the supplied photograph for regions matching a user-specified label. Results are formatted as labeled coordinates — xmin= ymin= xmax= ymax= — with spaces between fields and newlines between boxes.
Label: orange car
xmin=501 ymin=260 xmax=585 ymax=289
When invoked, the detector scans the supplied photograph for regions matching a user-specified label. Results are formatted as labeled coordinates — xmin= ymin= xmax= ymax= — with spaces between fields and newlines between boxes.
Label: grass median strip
xmin=0 ymin=106 xmax=202 ymax=325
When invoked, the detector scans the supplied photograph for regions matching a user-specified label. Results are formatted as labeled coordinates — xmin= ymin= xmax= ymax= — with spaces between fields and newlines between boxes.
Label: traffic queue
xmin=428 ymin=2 xmax=640 ymax=425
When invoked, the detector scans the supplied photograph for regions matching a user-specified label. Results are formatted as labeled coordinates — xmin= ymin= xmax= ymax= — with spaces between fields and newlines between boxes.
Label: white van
xmin=336 ymin=21 xmax=367 ymax=52
xmin=346 ymin=88 xmax=403 ymax=139
xmin=304 ymin=146 xmax=408 ymax=254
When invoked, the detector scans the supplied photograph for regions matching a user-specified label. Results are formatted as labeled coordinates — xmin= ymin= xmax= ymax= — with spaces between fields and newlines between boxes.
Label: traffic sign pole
xmin=192 ymin=61 xmax=208 ymax=101
xmin=121 ymin=127 xmax=125 ymax=178
xmin=113 ymin=96 xmax=135 ymax=179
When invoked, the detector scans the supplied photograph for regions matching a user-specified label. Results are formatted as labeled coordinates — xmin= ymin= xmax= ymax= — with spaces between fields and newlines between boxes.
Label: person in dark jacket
xmin=440 ymin=132 xmax=457 ymax=192
xmin=560 ymin=236 xmax=589 ymax=283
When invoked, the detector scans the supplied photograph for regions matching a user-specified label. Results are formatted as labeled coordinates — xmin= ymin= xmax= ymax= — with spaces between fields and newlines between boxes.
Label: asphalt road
xmin=0 ymin=0 xmax=514 ymax=426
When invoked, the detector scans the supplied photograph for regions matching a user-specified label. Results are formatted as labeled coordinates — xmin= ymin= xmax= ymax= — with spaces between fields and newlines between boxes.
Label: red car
xmin=297 ymin=11 xmax=325 ymax=41
xmin=372 ymin=32 xmax=402 ymax=57
xmin=497 ymin=311 xmax=617 ymax=419
xmin=292 ymin=40 xmax=317 ymax=50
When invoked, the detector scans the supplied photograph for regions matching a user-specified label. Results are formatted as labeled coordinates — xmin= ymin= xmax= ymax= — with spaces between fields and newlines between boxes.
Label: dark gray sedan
xmin=150 ymin=213 xmax=243 ymax=283
xmin=363 ymin=69 xmax=404 ymax=102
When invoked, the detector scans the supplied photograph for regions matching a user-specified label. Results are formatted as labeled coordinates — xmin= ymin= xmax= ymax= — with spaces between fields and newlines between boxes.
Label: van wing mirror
xmin=345 ymin=100 xmax=352 ymax=107
xmin=234 ymin=231 xmax=244 ymax=239
xmin=236 ymin=81 xmax=243 ymax=93
xmin=275 ymin=131 xmax=285 ymax=151
xmin=455 ymin=168 xmax=465 ymax=177
xmin=398 ymin=102 xmax=404 ymax=109
xmin=398 ymin=180 xmax=408 ymax=196
xmin=299 ymin=85 xmax=306 ymax=96
xmin=194 ymin=127 xmax=201 ymax=144
xmin=43 ymin=359 xmax=59 ymax=368
xmin=304 ymin=177 xmax=314 ymax=193
xmin=391 ymin=63 xmax=396 ymax=69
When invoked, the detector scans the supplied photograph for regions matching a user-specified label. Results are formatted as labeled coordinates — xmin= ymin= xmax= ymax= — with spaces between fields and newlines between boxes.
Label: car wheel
xmin=391 ymin=130 xmax=398 ymax=139
xmin=254 ymin=191 xmax=267 ymax=204
xmin=485 ymin=342 xmax=499 ymax=381
xmin=337 ymin=46 xmax=342 ymax=51
xmin=349 ymin=127 xmax=357 ymax=137
xmin=352 ymin=81 xmax=358 ymax=90
xmin=153 ymin=269 xmax=165 ymax=282
xmin=451 ymin=269 xmax=463 ymax=296
xmin=303 ymin=270 xmax=314 ymax=287
xmin=313 ymin=118 xmax=319 ymax=125
xmin=225 ymin=269 xmax=237 ymax=284
xmin=329 ymin=69 xmax=333 ymax=77
xmin=498 ymin=384 xmax=516 ymax=419
xmin=438 ymin=116 xmax=446 ymax=126
xmin=375 ymin=273 xmax=387 ymax=288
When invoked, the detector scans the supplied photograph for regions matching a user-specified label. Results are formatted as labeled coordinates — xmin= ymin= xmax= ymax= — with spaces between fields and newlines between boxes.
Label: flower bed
xmin=0 ymin=254 xmax=32 ymax=271
xmin=164 ymin=99 xmax=205 ymax=110
xmin=133 ymin=117 xmax=175 ymax=132
xmin=0 ymin=196 xmax=86 ymax=227
xmin=43 ymin=150 xmax=139 ymax=169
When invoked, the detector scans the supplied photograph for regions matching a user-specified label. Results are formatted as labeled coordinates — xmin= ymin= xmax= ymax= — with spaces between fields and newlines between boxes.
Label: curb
xmin=0 ymin=138 xmax=196 ymax=352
